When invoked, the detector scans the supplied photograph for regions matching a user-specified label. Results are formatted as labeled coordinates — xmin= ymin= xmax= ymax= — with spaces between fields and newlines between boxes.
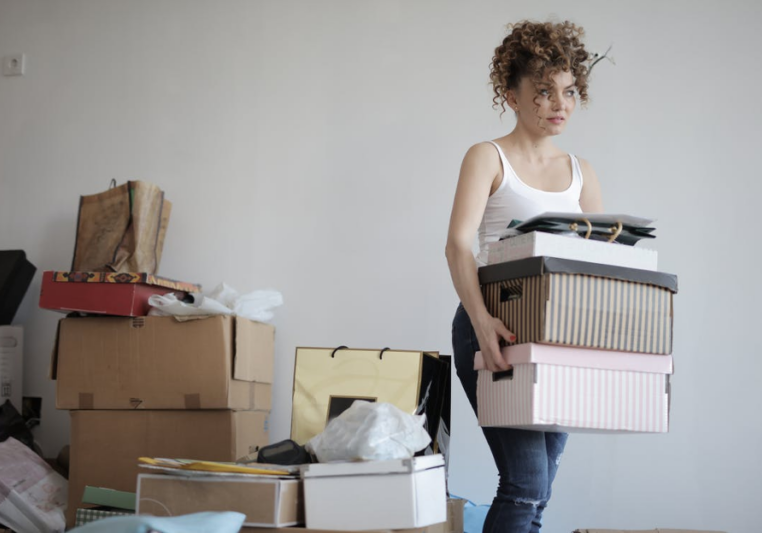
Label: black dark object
xmin=0 ymin=250 xmax=37 ymax=325
xmin=257 ymin=439 xmax=313 ymax=465
xmin=478 ymin=256 xmax=678 ymax=293
xmin=0 ymin=399 xmax=35 ymax=450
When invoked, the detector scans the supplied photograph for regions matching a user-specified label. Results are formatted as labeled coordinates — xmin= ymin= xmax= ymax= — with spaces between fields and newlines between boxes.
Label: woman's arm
xmin=579 ymin=158 xmax=604 ymax=213
xmin=445 ymin=143 xmax=514 ymax=372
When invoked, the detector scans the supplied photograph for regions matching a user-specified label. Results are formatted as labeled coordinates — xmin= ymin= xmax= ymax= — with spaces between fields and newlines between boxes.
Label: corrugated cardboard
xmin=487 ymin=231 xmax=658 ymax=271
xmin=291 ymin=347 xmax=447 ymax=446
xmin=0 ymin=326 xmax=23 ymax=411
xmin=301 ymin=455 xmax=447 ymax=531
xmin=479 ymin=257 xmax=677 ymax=354
xmin=477 ymin=344 xmax=672 ymax=433
xmin=67 ymin=409 xmax=268 ymax=528
xmin=427 ymin=498 xmax=465 ymax=533
xmin=39 ymin=270 xmax=200 ymax=317
xmin=137 ymin=474 xmax=303 ymax=527
xmin=52 ymin=315 xmax=274 ymax=409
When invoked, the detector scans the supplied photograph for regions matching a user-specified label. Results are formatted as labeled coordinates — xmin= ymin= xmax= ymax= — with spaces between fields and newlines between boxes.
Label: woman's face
xmin=512 ymin=70 xmax=577 ymax=135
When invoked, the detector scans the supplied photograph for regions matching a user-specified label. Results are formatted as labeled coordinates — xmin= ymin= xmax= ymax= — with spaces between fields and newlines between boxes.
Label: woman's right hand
xmin=473 ymin=313 xmax=516 ymax=372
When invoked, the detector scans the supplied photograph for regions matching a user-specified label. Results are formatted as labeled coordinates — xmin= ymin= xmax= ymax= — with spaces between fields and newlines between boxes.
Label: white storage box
xmin=0 ymin=326 xmax=23 ymax=411
xmin=475 ymin=344 xmax=672 ymax=433
xmin=487 ymin=231 xmax=658 ymax=270
xmin=301 ymin=455 xmax=447 ymax=531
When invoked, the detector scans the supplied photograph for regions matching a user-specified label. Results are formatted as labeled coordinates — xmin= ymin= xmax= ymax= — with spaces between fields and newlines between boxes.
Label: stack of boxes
xmin=476 ymin=231 xmax=678 ymax=433
xmin=44 ymin=273 xmax=276 ymax=527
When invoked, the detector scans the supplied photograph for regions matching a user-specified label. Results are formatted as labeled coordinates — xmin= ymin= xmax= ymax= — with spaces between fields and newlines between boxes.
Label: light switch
xmin=2 ymin=54 xmax=26 ymax=76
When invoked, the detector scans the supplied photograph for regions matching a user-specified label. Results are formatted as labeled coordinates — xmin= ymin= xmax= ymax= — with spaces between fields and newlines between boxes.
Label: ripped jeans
xmin=452 ymin=303 xmax=568 ymax=533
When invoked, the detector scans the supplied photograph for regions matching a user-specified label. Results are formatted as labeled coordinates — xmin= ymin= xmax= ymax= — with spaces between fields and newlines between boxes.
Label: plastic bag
xmin=148 ymin=283 xmax=283 ymax=323
xmin=306 ymin=401 xmax=431 ymax=462
xmin=0 ymin=437 xmax=67 ymax=533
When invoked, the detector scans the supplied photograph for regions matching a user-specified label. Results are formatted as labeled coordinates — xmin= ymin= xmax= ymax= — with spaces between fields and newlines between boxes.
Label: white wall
xmin=1 ymin=1 xmax=760 ymax=531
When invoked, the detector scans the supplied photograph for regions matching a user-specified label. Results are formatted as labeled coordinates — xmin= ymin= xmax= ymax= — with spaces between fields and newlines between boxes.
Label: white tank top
xmin=476 ymin=141 xmax=584 ymax=266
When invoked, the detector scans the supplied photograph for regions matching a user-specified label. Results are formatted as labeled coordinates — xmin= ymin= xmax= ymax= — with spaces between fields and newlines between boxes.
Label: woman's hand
xmin=473 ymin=313 xmax=516 ymax=372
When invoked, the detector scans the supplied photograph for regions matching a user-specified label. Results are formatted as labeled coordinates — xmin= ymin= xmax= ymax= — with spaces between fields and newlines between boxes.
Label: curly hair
xmin=490 ymin=20 xmax=591 ymax=115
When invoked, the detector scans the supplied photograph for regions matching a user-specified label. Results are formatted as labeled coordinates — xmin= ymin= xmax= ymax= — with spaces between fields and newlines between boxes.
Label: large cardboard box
xmin=427 ymin=498 xmax=465 ymax=533
xmin=479 ymin=257 xmax=678 ymax=354
xmin=301 ymin=455 xmax=447 ymax=531
xmin=476 ymin=344 xmax=673 ymax=433
xmin=0 ymin=326 xmax=22 ymax=411
xmin=487 ymin=231 xmax=658 ymax=270
xmin=39 ymin=270 xmax=200 ymax=317
xmin=67 ymin=409 xmax=268 ymax=528
xmin=52 ymin=315 xmax=274 ymax=409
xmin=137 ymin=474 xmax=303 ymax=527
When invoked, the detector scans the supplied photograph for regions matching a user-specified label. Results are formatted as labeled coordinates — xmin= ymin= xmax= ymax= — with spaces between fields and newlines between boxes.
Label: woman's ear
xmin=505 ymin=89 xmax=519 ymax=112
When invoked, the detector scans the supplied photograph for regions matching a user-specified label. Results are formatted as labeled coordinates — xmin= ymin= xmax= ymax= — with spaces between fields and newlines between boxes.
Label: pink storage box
xmin=475 ymin=344 xmax=673 ymax=433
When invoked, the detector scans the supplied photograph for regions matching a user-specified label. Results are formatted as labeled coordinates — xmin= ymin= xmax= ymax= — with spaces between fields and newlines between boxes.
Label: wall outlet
xmin=2 ymin=54 xmax=26 ymax=76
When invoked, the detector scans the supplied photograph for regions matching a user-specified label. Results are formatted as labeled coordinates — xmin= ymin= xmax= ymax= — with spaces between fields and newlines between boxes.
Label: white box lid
xmin=301 ymin=454 xmax=444 ymax=479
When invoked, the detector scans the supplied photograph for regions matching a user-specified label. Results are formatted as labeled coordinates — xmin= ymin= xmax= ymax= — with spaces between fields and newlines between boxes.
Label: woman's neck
xmin=502 ymin=124 xmax=562 ymax=164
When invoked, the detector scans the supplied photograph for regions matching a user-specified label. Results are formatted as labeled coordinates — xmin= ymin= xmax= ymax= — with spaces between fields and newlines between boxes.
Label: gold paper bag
xmin=290 ymin=347 xmax=447 ymax=446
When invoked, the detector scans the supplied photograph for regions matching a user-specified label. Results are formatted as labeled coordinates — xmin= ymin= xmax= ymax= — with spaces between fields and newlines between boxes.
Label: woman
xmin=445 ymin=20 xmax=604 ymax=533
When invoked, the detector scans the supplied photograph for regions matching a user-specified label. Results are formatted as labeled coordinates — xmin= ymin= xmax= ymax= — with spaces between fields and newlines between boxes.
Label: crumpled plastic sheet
xmin=306 ymin=401 xmax=431 ymax=463
xmin=148 ymin=283 xmax=283 ymax=323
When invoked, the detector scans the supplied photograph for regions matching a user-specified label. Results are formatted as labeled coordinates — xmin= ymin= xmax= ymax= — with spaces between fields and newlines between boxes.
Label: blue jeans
xmin=452 ymin=304 xmax=568 ymax=533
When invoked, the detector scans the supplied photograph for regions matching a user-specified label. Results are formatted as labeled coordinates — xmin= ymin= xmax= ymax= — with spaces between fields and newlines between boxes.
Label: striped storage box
xmin=475 ymin=344 xmax=672 ymax=433
xmin=478 ymin=257 xmax=678 ymax=354
xmin=75 ymin=508 xmax=133 ymax=526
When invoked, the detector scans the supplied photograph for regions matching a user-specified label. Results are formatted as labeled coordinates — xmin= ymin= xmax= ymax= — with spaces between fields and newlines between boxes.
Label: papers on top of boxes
xmin=301 ymin=455 xmax=447 ymax=531
xmin=475 ymin=344 xmax=672 ymax=433
xmin=138 ymin=457 xmax=299 ymax=478
xmin=51 ymin=315 xmax=274 ymax=410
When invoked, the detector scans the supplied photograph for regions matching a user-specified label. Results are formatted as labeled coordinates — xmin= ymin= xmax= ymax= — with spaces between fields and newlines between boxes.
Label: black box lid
xmin=478 ymin=256 xmax=678 ymax=293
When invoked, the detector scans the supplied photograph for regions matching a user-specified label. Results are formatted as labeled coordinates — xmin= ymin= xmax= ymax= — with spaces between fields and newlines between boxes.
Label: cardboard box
xmin=39 ymin=270 xmax=200 ymax=317
xmin=301 ymin=455 xmax=447 ymax=531
xmin=0 ymin=326 xmax=23 ymax=411
xmin=487 ymin=231 xmax=658 ymax=270
xmin=427 ymin=498 xmax=465 ymax=533
xmin=52 ymin=315 xmax=274 ymax=409
xmin=291 ymin=347 xmax=447 ymax=446
xmin=0 ymin=250 xmax=36 ymax=325
xmin=67 ymin=409 xmax=269 ymax=528
xmin=479 ymin=257 xmax=678 ymax=354
xmin=476 ymin=344 xmax=673 ymax=433
xmin=137 ymin=473 xmax=303 ymax=527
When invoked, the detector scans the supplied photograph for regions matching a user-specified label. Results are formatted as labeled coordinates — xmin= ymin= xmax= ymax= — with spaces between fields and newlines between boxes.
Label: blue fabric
xmin=452 ymin=304 xmax=568 ymax=533
xmin=67 ymin=511 xmax=246 ymax=533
